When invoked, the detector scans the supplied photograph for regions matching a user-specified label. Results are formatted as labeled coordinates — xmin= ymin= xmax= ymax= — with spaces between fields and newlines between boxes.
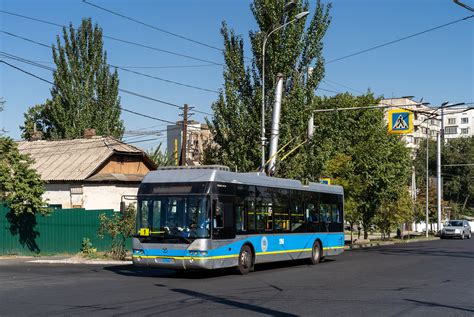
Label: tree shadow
xmin=6 ymin=210 xmax=40 ymax=253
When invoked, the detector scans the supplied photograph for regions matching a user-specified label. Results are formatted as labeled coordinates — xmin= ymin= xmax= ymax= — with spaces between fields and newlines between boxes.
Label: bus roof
xmin=142 ymin=167 xmax=343 ymax=195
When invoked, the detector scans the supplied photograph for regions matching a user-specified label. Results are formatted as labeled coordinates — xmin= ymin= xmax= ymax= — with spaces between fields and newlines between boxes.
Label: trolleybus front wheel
xmin=237 ymin=245 xmax=253 ymax=275
xmin=309 ymin=241 xmax=322 ymax=265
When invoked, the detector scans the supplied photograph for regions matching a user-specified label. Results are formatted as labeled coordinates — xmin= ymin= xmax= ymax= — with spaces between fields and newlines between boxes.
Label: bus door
xmin=212 ymin=196 xmax=236 ymax=240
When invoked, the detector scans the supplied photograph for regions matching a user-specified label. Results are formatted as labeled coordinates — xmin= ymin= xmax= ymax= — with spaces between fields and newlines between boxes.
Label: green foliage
xmin=0 ymin=137 xmax=46 ymax=216
xmin=205 ymin=0 xmax=331 ymax=172
xmin=414 ymin=136 xmax=473 ymax=216
xmin=441 ymin=137 xmax=474 ymax=213
xmin=21 ymin=18 xmax=124 ymax=140
xmin=80 ymin=237 xmax=97 ymax=256
xmin=146 ymin=143 xmax=175 ymax=167
xmin=97 ymin=204 xmax=136 ymax=260
xmin=314 ymin=93 xmax=412 ymax=237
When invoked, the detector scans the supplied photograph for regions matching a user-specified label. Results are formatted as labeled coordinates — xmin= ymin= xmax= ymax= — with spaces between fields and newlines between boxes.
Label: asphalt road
xmin=1 ymin=238 xmax=473 ymax=317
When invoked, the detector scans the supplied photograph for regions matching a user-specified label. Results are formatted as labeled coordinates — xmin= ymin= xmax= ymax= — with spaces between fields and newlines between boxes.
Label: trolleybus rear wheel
xmin=237 ymin=245 xmax=253 ymax=275
xmin=309 ymin=241 xmax=322 ymax=265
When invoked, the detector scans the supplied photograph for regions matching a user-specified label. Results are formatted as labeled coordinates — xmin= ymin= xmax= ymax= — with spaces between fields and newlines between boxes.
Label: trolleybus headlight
xmin=133 ymin=249 xmax=144 ymax=255
xmin=200 ymin=251 xmax=208 ymax=256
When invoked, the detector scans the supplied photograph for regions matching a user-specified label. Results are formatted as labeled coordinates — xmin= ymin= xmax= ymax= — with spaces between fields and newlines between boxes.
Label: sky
xmin=0 ymin=0 xmax=473 ymax=151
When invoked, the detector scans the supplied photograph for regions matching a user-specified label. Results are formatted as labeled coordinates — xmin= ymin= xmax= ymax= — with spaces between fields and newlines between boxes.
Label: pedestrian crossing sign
xmin=388 ymin=109 xmax=413 ymax=134
xmin=321 ymin=178 xmax=331 ymax=185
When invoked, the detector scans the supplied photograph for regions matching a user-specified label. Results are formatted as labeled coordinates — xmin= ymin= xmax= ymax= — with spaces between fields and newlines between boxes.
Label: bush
xmin=97 ymin=205 xmax=136 ymax=260
xmin=80 ymin=237 xmax=97 ymax=256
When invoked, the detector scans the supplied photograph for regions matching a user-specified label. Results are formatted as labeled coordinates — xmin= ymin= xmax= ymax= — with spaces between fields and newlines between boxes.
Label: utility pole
xmin=179 ymin=104 xmax=189 ymax=166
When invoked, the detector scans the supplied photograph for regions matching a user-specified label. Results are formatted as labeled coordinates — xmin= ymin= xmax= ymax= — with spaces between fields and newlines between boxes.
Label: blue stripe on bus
xmin=140 ymin=233 xmax=344 ymax=258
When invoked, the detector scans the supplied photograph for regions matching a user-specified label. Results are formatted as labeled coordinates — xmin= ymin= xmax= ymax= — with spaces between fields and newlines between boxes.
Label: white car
xmin=441 ymin=220 xmax=472 ymax=239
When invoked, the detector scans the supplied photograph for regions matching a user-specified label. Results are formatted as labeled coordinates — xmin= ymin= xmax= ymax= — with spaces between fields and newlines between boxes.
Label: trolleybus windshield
xmin=137 ymin=195 xmax=210 ymax=240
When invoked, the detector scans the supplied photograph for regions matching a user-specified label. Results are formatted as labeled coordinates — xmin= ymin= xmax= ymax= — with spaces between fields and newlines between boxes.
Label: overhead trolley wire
xmin=1 ymin=30 xmax=220 ymax=95
xmin=0 ymin=59 xmax=187 ymax=125
xmin=111 ymin=65 xmax=219 ymax=94
xmin=327 ymin=14 xmax=474 ymax=64
xmin=0 ymin=49 xmax=213 ymax=116
xmin=82 ymin=0 xmax=223 ymax=52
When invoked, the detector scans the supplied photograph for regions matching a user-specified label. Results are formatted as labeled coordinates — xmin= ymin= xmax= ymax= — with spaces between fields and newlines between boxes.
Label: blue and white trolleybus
xmin=132 ymin=166 xmax=344 ymax=274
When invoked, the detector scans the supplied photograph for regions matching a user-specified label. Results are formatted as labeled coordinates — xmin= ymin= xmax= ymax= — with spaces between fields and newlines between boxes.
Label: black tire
xmin=309 ymin=241 xmax=322 ymax=265
xmin=461 ymin=233 xmax=465 ymax=240
xmin=468 ymin=233 xmax=472 ymax=239
xmin=237 ymin=245 xmax=253 ymax=275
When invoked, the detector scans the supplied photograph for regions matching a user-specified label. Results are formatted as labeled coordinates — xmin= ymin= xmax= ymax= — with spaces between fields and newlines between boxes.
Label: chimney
xmin=30 ymin=131 xmax=43 ymax=141
xmin=83 ymin=128 xmax=96 ymax=139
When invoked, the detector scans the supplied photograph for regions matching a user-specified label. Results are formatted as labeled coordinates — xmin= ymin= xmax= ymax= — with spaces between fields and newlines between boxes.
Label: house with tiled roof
xmin=17 ymin=135 xmax=156 ymax=211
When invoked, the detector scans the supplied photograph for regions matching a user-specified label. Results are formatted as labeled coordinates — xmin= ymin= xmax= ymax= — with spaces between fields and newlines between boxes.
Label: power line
xmin=1 ymin=30 xmax=219 ymax=95
xmin=323 ymin=79 xmax=365 ymax=94
xmin=0 ymin=58 xmax=182 ymax=125
xmin=82 ymin=0 xmax=223 ymax=52
xmin=112 ymin=64 xmax=219 ymax=94
xmin=0 ymin=10 xmax=224 ymax=66
xmin=0 ymin=59 xmax=54 ymax=84
xmin=327 ymin=14 xmax=474 ymax=64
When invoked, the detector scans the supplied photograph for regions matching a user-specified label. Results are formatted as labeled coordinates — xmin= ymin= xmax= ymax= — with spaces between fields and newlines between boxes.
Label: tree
xmin=314 ymin=93 xmax=412 ymax=239
xmin=0 ymin=136 xmax=47 ymax=252
xmin=21 ymin=18 xmax=124 ymax=140
xmin=146 ymin=143 xmax=175 ymax=167
xmin=0 ymin=137 xmax=46 ymax=216
xmin=205 ymin=0 xmax=331 ymax=173
xmin=442 ymin=137 xmax=474 ymax=214
xmin=414 ymin=136 xmax=473 ymax=217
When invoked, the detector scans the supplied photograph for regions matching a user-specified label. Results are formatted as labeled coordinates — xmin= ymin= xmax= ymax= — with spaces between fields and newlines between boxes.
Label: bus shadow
xmin=104 ymin=258 xmax=335 ymax=279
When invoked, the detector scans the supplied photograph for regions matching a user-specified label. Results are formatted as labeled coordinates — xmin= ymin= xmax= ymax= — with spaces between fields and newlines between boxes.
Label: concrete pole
xmin=426 ymin=128 xmax=429 ymax=237
xmin=268 ymin=73 xmax=284 ymax=176
xmin=436 ymin=132 xmax=442 ymax=232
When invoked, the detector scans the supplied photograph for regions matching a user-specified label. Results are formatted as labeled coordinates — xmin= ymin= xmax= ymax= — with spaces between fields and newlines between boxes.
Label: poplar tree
xmin=21 ymin=18 xmax=123 ymax=140
xmin=205 ymin=0 xmax=331 ymax=173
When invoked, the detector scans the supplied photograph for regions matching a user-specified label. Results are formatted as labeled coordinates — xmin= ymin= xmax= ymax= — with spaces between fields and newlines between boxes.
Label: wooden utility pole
xmin=179 ymin=104 xmax=189 ymax=166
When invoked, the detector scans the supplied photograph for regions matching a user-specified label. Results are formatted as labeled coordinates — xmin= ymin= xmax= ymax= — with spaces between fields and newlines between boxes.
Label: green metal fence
xmin=0 ymin=203 xmax=132 ymax=255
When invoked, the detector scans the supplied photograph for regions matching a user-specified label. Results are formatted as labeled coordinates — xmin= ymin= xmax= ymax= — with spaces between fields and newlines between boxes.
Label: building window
xmin=447 ymin=118 xmax=456 ymax=124
xmin=461 ymin=128 xmax=469 ymax=134
xmin=445 ymin=126 xmax=457 ymax=134
xmin=70 ymin=185 xmax=83 ymax=194
xmin=461 ymin=117 xmax=469 ymax=124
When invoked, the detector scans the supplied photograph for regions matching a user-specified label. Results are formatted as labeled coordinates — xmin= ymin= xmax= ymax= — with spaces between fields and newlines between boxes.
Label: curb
xmin=27 ymin=259 xmax=132 ymax=265
xmin=345 ymin=237 xmax=439 ymax=250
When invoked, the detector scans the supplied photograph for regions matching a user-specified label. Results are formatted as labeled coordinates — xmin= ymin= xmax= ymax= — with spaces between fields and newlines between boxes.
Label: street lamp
xmin=260 ymin=10 xmax=309 ymax=170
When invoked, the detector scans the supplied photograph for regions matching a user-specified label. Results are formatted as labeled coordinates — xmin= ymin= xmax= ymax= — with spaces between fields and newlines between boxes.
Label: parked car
xmin=440 ymin=220 xmax=472 ymax=239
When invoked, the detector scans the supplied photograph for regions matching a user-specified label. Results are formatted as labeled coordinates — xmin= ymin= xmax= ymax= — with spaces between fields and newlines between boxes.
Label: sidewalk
xmin=0 ymin=254 xmax=131 ymax=265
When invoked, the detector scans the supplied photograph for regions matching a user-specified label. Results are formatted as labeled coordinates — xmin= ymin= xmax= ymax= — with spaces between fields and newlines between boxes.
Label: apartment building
xmin=442 ymin=107 xmax=474 ymax=140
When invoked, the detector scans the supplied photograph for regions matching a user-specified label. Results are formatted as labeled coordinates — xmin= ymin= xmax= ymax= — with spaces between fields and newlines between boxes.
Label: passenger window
xmin=213 ymin=202 xmax=224 ymax=228
xmin=247 ymin=200 xmax=256 ymax=231
xmin=290 ymin=200 xmax=304 ymax=232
